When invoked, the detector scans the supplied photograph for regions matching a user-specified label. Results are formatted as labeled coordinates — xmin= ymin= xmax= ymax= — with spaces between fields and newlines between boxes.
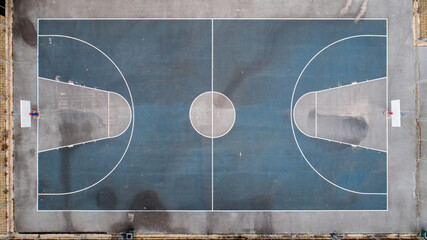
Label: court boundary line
xmin=38 ymin=18 xmax=388 ymax=20
xmin=211 ymin=19 xmax=214 ymax=211
xmin=107 ymin=92 xmax=110 ymax=138
xmin=36 ymin=19 xmax=40 ymax=211
xmin=290 ymin=34 xmax=388 ymax=196
xmin=35 ymin=19 xmax=388 ymax=212
xmin=37 ymin=34 xmax=135 ymax=198
xmin=293 ymin=77 xmax=387 ymax=152
xmin=37 ymin=209 xmax=388 ymax=212
xmin=386 ymin=18 xmax=389 ymax=211
xmin=36 ymin=77 xmax=132 ymax=153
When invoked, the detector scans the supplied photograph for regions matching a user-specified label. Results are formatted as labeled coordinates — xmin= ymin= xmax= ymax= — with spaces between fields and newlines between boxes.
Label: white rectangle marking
xmin=391 ymin=99 xmax=400 ymax=127
xmin=20 ymin=100 xmax=31 ymax=128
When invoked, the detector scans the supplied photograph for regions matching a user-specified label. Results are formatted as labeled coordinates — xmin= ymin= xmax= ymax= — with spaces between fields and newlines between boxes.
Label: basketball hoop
xmin=383 ymin=109 xmax=393 ymax=117
xmin=30 ymin=110 xmax=39 ymax=119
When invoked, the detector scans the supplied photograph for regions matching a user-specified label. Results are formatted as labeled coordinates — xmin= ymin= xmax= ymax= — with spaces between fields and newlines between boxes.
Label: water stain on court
xmin=132 ymin=191 xmax=171 ymax=231
xmin=254 ymin=212 xmax=274 ymax=234
xmin=57 ymin=148 xmax=76 ymax=231
xmin=317 ymin=113 xmax=369 ymax=145
xmin=13 ymin=0 xmax=37 ymax=47
xmin=251 ymin=194 xmax=275 ymax=233
xmin=54 ymin=110 xmax=100 ymax=148
xmin=220 ymin=23 xmax=291 ymax=107
xmin=62 ymin=212 xmax=76 ymax=232
xmin=58 ymin=115 xmax=82 ymax=194
xmin=16 ymin=18 xmax=37 ymax=47
xmin=130 ymin=190 xmax=167 ymax=210
xmin=96 ymin=187 xmax=117 ymax=209
xmin=13 ymin=150 xmax=31 ymax=199
xmin=108 ymin=190 xmax=172 ymax=232
xmin=57 ymin=117 xmax=79 ymax=232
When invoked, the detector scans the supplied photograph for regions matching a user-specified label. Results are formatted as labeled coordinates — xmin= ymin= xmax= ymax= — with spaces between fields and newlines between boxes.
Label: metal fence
xmin=0 ymin=0 xmax=13 ymax=236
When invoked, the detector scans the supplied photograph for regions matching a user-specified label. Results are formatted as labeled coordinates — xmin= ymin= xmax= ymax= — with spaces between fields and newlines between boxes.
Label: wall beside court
xmin=0 ymin=0 xmax=13 ymax=236
xmin=414 ymin=0 xmax=427 ymax=46
xmin=415 ymin=0 xmax=427 ymax=232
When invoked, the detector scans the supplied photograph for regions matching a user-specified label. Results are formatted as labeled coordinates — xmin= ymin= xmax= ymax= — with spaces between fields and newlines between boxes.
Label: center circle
xmin=189 ymin=91 xmax=236 ymax=138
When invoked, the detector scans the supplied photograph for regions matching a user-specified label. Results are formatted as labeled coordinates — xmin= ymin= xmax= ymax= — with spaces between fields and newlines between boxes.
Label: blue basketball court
xmin=36 ymin=19 xmax=387 ymax=211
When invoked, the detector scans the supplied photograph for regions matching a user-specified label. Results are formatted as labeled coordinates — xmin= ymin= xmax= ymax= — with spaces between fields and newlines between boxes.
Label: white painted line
xmin=314 ymin=76 xmax=386 ymax=93
xmin=38 ymin=34 xmax=135 ymax=196
xmin=211 ymin=128 xmax=214 ymax=211
xmin=290 ymin=34 xmax=387 ymax=195
xmin=38 ymin=137 xmax=109 ymax=153
xmin=37 ymin=20 xmax=40 ymax=110
xmin=38 ymin=77 xmax=110 ymax=93
xmin=36 ymin=209 xmax=388 ymax=213
xmin=315 ymin=91 xmax=317 ymax=137
xmin=107 ymin=92 xmax=110 ymax=138
xmin=211 ymin=19 xmax=214 ymax=211
xmin=20 ymin=100 xmax=31 ymax=128
xmin=38 ymin=18 xmax=388 ymax=20
xmin=37 ymin=19 xmax=40 ymax=210
xmin=36 ymin=20 xmax=388 ymax=211
xmin=308 ymin=135 xmax=386 ymax=152
xmin=386 ymin=18 xmax=389 ymax=210
xmin=391 ymin=99 xmax=401 ymax=127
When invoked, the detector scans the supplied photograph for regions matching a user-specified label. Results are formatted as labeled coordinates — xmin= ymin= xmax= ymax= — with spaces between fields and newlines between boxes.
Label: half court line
xmin=211 ymin=19 xmax=214 ymax=211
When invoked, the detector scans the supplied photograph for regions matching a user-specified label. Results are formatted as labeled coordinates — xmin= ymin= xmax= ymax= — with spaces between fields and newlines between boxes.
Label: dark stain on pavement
xmin=97 ymin=187 xmax=117 ymax=209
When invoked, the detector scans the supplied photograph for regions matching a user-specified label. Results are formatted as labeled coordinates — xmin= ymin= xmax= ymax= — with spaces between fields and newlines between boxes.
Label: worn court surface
xmin=13 ymin=0 xmax=418 ymax=234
